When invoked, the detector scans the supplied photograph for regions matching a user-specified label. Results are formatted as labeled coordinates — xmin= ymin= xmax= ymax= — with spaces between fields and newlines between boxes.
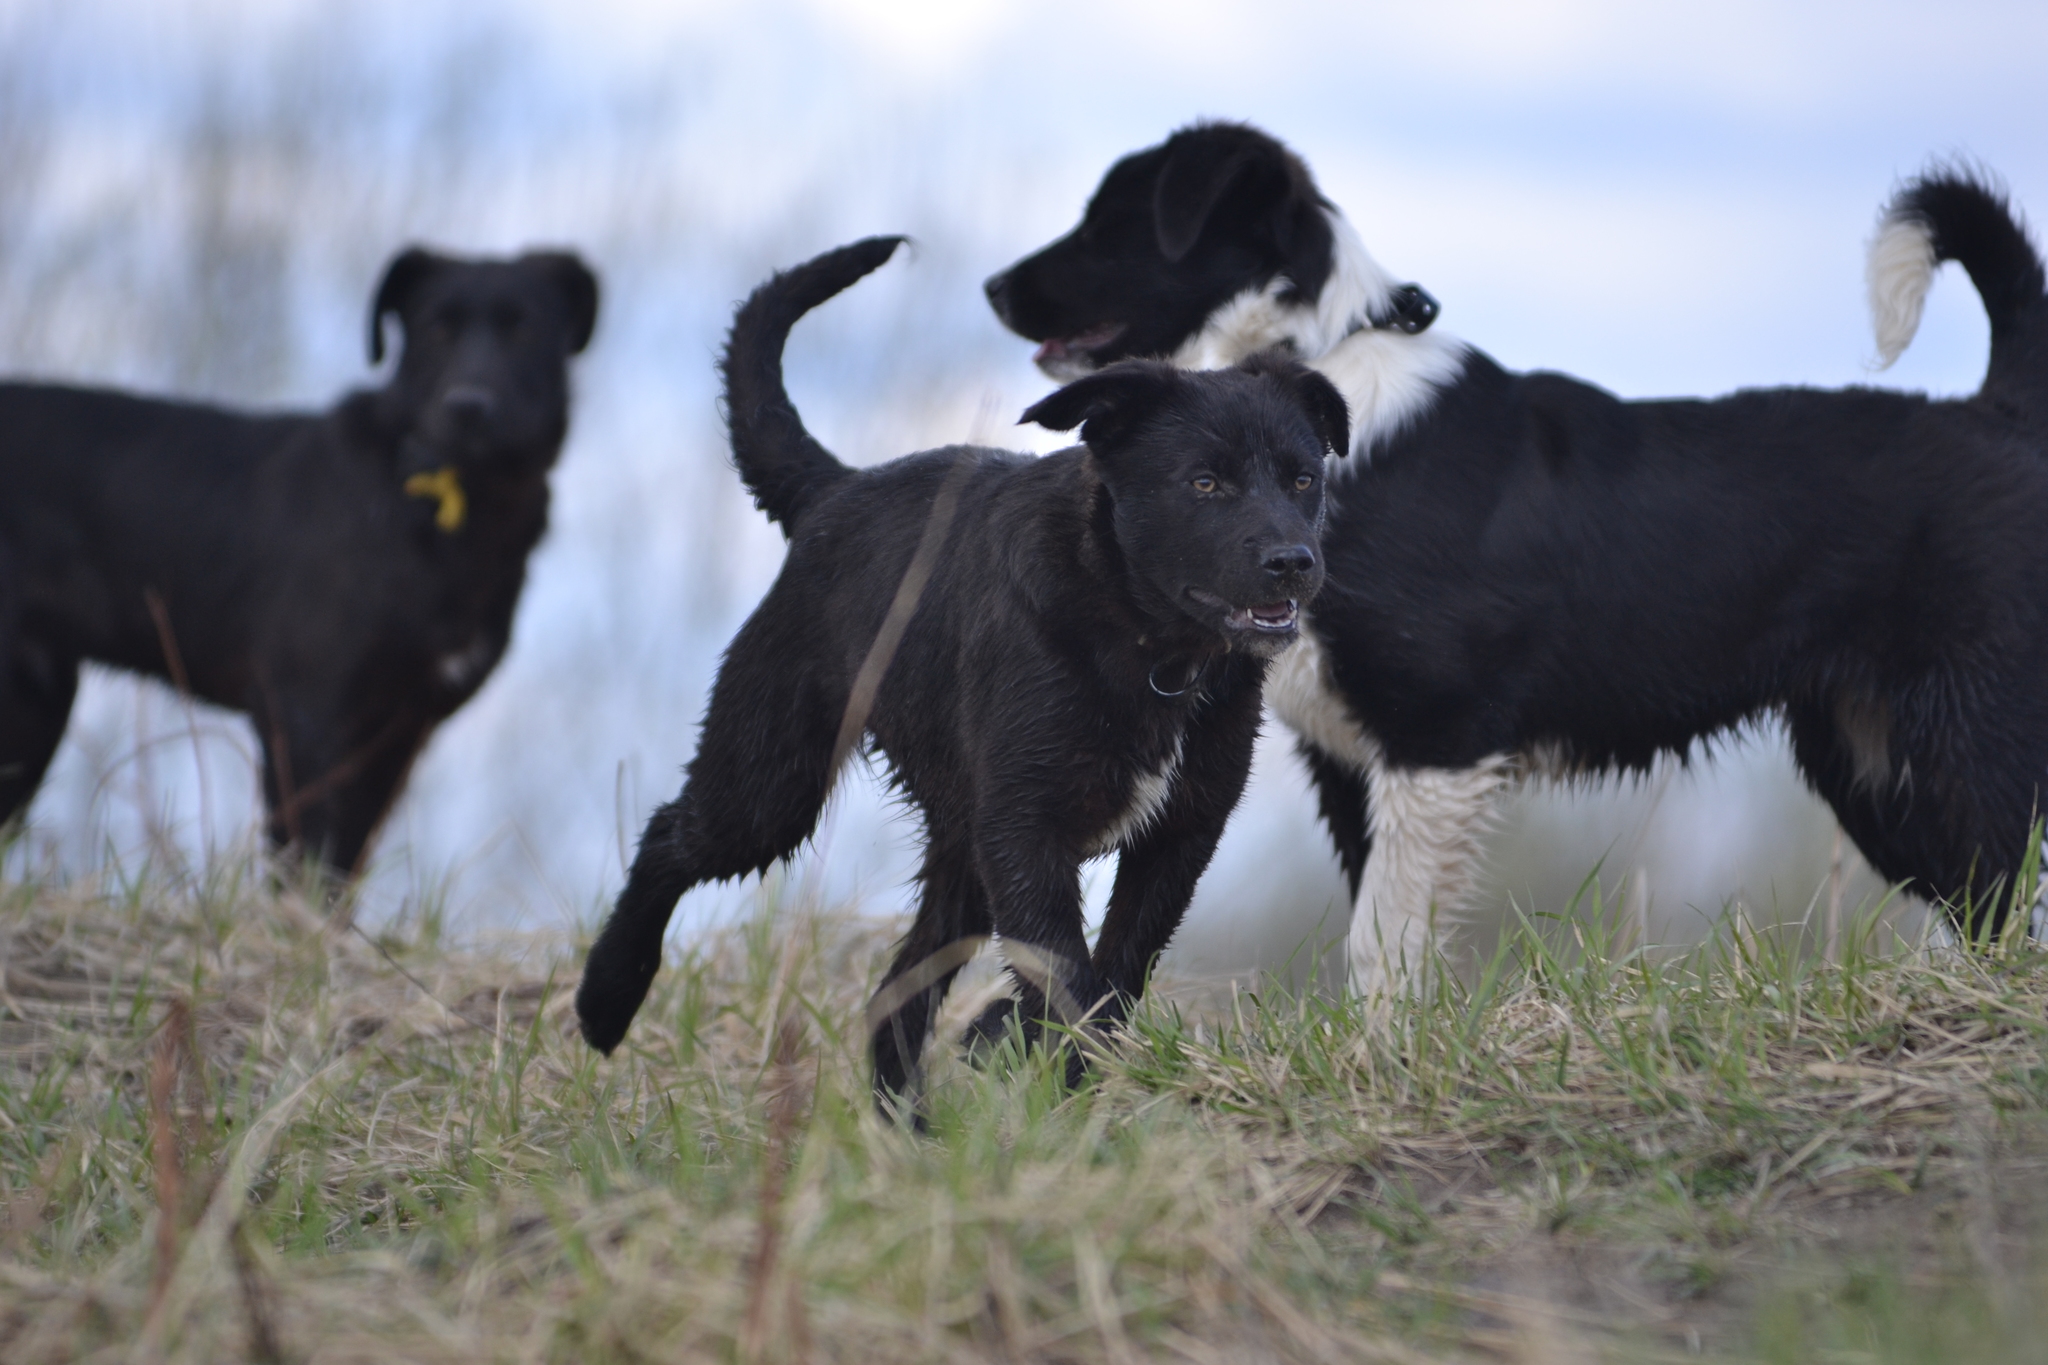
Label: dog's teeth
xmin=1245 ymin=600 xmax=1298 ymax=630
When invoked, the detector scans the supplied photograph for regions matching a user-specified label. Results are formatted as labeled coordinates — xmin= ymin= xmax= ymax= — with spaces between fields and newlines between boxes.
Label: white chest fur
xmin=1086 ymin=735 xmax=1184 ymax=857
xmin=1264 ymin=623 xmax=1382 ymax=772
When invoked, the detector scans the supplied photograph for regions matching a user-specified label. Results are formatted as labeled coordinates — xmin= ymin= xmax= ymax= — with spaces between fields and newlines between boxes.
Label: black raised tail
xmin=1872 ymin=169 xmax=2047 ymax=404
xmin=720 ymin=235 xmax=907 ymax=531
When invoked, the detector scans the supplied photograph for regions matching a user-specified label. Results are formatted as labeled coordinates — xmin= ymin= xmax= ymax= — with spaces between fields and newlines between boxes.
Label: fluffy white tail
xmin=1866 ymin=211 xmax=1937 ymax=370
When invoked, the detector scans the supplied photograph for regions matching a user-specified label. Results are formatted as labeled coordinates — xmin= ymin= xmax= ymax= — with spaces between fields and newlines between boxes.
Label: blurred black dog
xmin=575 ymin=237 xmax=1348 ymax=1105
xmin=988 ymin=121 xmax=2048 ymax=982
xmin=0 ymin=247 xmax=599 ymax=876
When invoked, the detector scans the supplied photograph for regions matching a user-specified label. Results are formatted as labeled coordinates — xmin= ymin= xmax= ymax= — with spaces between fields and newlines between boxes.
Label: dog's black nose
xmin=1263 ymin=544 xmax=1316 ymax=575
xmin=984 ymin=271 xmax=1013 ymax=323
xmin=442 ymin=385 xmax=497 ymax=426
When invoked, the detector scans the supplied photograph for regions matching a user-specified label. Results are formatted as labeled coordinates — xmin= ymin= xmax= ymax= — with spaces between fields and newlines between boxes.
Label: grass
xmin=6 ymin=855 xmax=2048 ymax=1361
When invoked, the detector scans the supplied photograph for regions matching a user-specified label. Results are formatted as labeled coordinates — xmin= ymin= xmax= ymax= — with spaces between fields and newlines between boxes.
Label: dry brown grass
xmin=0 ymin=863 xmax=1421 ymax=1362
xmin=5 ymin=859 xmax=2048 ymax=1362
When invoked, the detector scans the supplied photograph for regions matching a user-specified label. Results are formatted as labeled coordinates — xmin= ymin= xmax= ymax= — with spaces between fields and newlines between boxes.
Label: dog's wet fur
xmin=989 ymin=121 xmax=2048 ymax=949
xmin=574 ymin=237 xmax=1348 ymax=1105
xmin=0 ymin=247 xmax=598 ymax=876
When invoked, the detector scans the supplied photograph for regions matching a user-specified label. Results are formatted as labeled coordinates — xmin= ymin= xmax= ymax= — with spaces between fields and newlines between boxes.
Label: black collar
xmin=1348 ymin=282 xmax=1440 ymax=338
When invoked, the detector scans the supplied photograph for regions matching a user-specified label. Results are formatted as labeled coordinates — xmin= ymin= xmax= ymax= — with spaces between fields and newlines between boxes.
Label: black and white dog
xmin=0 ymin=247 xmax=599 ymax=877
xmin=986 ymin=121 xmax=2048 ymax=987
xmin=574 ymin=238 xmax=1349 ymax=1103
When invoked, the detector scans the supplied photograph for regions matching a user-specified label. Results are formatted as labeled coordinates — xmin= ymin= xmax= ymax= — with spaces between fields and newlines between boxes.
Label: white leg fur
xmin=1349 ymin=756 xmax=1514 ymax=997
xmin=1266 ymin=623 xmax=1512 ymax=998
xmin=1867 ymin=213 xmax=1937 ymax=369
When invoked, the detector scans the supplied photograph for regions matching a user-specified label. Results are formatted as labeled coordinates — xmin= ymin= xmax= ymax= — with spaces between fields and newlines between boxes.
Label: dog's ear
xmin=522 ymin=250 xmax=601 ymax=355
xmin=1155 ymin=126 xmax=1334 ymax=299
xmin=1020 ymin=361 xmax=1180 ymax=451
xmin=368 ymin=247 xmax=447 ymax=365
xmin=1238 ymin=351 xmax=1351 ymax=458
xmin=1286 ymin=367 xmax=1352 ymax=459
xmin=1153 ymin=140 xmax=1260 ymax=263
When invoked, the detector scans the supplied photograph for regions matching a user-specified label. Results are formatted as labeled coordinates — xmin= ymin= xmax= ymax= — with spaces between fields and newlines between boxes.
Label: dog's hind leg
xmin=1347 ymin=755 xmax=1513 ymax=999
xmin=1790 ymin=693 xmax=2042 ymax=941
xmin=577 ymin=607 xmax=848 ymax=1055
xmin=0 ymin=633 xmax=78 ymax=826
xmin=868 ymin=833 xmax=990 ymax=1107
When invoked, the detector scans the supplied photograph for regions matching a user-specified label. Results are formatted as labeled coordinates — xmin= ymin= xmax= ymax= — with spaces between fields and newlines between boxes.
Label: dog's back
xmin=1309 ymin=177 xmax=2048 ymax=914
xmin=0 ymin=383 xmax=313 ymax=676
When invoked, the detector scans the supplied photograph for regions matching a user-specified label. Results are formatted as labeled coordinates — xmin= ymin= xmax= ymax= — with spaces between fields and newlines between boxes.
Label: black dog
xmin=988 ymin=121 xmax=2048 ymax=984
xmin=574 ymin=237 xmax=1348 ymax=1103
xmin=0 ymin=247 xmax=599 ymax=876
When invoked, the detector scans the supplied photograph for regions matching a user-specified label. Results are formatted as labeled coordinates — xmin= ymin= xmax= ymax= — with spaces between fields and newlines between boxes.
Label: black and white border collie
xmin=987 ymin=121 xmax=2048 ymax=988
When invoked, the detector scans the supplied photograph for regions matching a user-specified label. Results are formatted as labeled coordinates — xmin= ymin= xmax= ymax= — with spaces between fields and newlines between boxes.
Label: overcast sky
xmin=12 ymin=0 xmax=2042 ymax=960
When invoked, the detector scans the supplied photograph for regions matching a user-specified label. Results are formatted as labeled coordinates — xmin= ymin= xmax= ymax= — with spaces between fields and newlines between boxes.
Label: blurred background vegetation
xmin=6 ymin=0 xmax=2039 ymax=977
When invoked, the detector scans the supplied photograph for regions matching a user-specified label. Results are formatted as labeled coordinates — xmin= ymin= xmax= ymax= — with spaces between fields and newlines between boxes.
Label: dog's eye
xmin=1294 ymin=473 xmax=1315 ymax=492
xmin=1191 ymin=475 xmax=1218 ymax=494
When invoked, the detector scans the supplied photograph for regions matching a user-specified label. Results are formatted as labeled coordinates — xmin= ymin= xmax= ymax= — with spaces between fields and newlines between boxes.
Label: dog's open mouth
xmin=1188 ymin=589 xmax=1299 ymax=635
xmin=1237 ymin=600 xmax=1299 ymax=632
xmin=1033 ymin=322 xmax=1126 ymax=371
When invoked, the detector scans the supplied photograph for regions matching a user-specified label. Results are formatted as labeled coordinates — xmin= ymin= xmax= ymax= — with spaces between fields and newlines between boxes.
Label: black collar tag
xmin=1369 ymin=282 xmax=1439 ymax=335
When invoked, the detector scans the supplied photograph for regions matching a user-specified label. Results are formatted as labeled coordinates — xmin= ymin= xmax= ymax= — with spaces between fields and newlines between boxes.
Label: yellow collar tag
xmin=404 ymin=466 xmax=467 ymax=532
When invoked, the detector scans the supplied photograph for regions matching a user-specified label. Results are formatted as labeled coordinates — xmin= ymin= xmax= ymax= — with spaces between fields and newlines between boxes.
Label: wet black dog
xmin=988 ymin=121 xmax=2048 ymax=983
xmin=574 ymin=237 xmax=1348 ymax=1104
xmin=0 ymin=247 xmax=599 ymax=876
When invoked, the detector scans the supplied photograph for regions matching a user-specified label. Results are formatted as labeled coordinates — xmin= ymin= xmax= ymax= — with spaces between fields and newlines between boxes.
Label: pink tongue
xmin=1034 ymin=325 xmax=1122 ymax=366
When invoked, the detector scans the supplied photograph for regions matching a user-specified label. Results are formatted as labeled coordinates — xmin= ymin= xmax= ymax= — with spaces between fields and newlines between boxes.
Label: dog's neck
xmin=1171 ymin=206 xmax=1468 ymax=459
xmin=338 ymin=390 xmax=557 ymax=551
xmin=1066 ymin=472 xmax=1240 ymax=691
xmin=1310 ymin=325 xmax=1470 ymax=460
xmin=1169 ymin=209 xmax=1397 ymax=369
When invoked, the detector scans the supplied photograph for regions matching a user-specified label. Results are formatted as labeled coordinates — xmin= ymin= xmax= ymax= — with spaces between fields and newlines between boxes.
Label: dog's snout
xmin=983 ymin=270 xmax=1013 ymax=323
xmin=1262 ymin=544 xmax=1316 ymax=576
xmin=441 ymin=384 xmax=497 ymax=425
